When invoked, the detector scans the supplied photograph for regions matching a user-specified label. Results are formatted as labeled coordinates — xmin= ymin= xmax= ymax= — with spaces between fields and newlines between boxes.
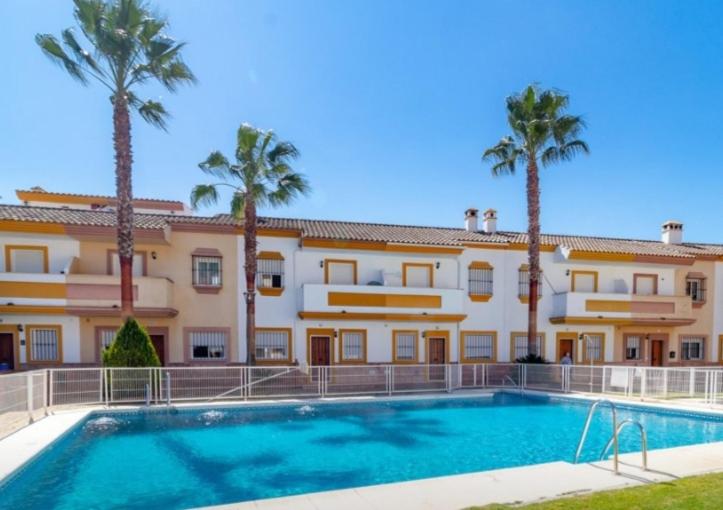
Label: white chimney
xmin=464 ymin=208 xmax=479 ymax=232
xmin=661 ymin=220 xmax=683 ymax=244
xmin=482 ymin=208 xmax=497 ymax=234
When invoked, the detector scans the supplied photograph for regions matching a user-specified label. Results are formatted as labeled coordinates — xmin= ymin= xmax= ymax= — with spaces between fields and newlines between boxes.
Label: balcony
xmin=0 ymin=272 xmax=176 ymax=317
xmin=550 ymin=291 xmax=694 ymax=327
xmin=299 ymin=284 xmax=466 ymax=322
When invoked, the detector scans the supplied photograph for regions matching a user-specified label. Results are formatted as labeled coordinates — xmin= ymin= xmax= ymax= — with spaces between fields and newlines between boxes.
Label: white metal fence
xmin=1 ymin=363 xmax=722 ymax=438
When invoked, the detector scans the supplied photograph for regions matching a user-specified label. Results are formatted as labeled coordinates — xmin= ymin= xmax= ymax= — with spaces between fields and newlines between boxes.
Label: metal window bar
xmin=255 ymin=331 xmax=290 ymax=361
xmin=340 ymin=332 xmax=363 ymax=361
xmin=518 ymin=269 xmax=543 ymax=298
xmin=190 ymin=331 xmax=227 ymax=360
xmin=256 ymin=258 xmax=284 ymax=289
xmin=192 ymin=256 xmax=222 ymax=286
xmin=469 ymin=268 xmax=493 ymax=296
xmin=463 ymin=334 xmax=494 ymax=361
xmin=30 ymin=329 xmax=59 ymax=362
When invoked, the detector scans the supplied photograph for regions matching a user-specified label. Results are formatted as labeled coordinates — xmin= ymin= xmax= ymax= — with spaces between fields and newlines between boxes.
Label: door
xmin=0 ymin=333 xmax=14 ymax=370
xmin=651 ymin=340 xmax=664 ymax=367
xmin=150 ymin=334 xmax=165 ymax=366
xmin=427 ymin=337 xmax=446 ymax=381
xmin=310 ymin=336 xmax=331 ymax=382
xmin=558 ymin=339 xmax=574 ymax=363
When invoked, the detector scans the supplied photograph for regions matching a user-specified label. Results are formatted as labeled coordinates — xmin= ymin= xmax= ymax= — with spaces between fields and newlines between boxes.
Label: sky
xmin=1 ymin=0 xmax=722 ymax=243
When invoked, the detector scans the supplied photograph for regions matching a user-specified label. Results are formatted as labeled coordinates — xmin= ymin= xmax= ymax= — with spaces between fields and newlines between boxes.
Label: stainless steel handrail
xmin=574 ymin=399 xmax=619 ymax=474
xmin=502 ymin=375 xmax=523 ymax=394
xmin=205 ymin=367 xmax=296 ymax=402
xmin=599 ymin=419 xmax=648 ymax=471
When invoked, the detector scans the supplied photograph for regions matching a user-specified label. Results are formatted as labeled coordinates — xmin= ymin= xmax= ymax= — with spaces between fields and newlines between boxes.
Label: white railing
xmin=1 ymin=363 xmax=722 ymax=438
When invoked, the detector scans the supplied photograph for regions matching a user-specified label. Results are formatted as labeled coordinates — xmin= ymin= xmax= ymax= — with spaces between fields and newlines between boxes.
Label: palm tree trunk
xmin=244 ymin=196 xmax=258 ymax=365
xmin=113 ymin=92 xmax=135 ymax=320
xmin=526 ymin=156 xmax=541 ymax=357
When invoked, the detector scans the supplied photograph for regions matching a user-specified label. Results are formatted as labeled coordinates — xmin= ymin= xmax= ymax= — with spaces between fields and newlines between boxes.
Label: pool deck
xmin=2 ymin=391 xmax=723 ymax=509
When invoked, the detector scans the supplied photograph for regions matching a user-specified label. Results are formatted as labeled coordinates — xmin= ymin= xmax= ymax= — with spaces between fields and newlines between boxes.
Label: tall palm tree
xmin=483 ymin=85 xmax=589 ymax=358
xmin=191 ymin=123 xmax=310 ymax=365
xmin=36 ymin=0 xmax=195 ymax=318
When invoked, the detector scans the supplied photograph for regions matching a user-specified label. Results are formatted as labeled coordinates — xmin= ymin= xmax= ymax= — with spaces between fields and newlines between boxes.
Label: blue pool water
xmin=2 ymin=393 xmax=723 ymax=509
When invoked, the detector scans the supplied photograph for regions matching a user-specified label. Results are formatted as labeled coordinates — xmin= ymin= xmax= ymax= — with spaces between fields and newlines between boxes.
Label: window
xmin=461 ymin=332 xmax=496 ymax=362
xmin=325 ymin=259 xmax=357 ymax=285
xmin=403 ymin=263 xmax=433 ymax=288
xmin=257 ymin=252 xmax=284 ymax=291
xmin=625 ymin=335 xmax=641 ymax=360
xmin=468 ymin=262 xmax=493 ymax=300
xmin=255 ymin=329 xmax=291 ymax=362
xmin=633 ymin=274 xmax=657 ymax=295
xmin=339 ymin=329 xmax=366 ymax=363
xmin=686 ymin=277 xmax=706 ymax=303
xmin=109 ymin=251 xmax=145 ymax=277
xmin=99 ymin=327 xmax=116 ymax=351
xmin=192 ymin=256 xmax=222 ymax=287
xmin=27 ymin=326 xmax=61 ymax=363
xmin=582 ymin=333 xmax=604 ymax=363
xmin=511 ymin=332 xmax=544 ymax=359
xmin=571 ymin=271 xmax=598 ymax=293
xmin=189 ymin=330 xmax=227 ymax=360
xmin=5 ymin=245 xmax=48 ymax=273
xmin=518 ymin=265 xmax=543 ymax=299
xmin=393 ymin=330 xmax=418 ymax=363
xmin=681 ymin=336 xmax=705 ymax=361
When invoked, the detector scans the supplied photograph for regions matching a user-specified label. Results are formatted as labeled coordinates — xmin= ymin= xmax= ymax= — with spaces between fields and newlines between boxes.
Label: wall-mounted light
xmin=151 ymin=251 xmax=158 ymax=260
xmin=333 ymin=330 xmax=338 ymax=338
xmin=17 ymin=324 xmax=23 ymax=332
xmin=319 ymin=260 xmax=324 ymax=268
xmin=435 ymin=261 xmax=440 ymax=269
xmin=645 ymin=334 xmax=650 ymax=341
xmin=565 ymin=269 xmax=570 ymax=276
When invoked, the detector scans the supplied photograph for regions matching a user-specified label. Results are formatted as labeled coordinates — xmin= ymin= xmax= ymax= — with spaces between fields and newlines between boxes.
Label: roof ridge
xmin=16 ymin=188 xmax=185 ymax=205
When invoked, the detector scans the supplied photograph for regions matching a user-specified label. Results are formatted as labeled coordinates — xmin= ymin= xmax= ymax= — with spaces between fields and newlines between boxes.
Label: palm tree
xmin=191 ymin=123 xmax=310 ymax=365
xmin=36 ymin=0 xmax=195 ymax=318
xmin=483 ymin=85 xmax=589 ymax=358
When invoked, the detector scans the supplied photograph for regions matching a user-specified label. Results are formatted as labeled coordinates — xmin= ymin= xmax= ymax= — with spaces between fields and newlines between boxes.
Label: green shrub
xmin=102 ymin=318 xmax=161 ymax=367
xmin=515 ymin=353 xmax=547 ymax=364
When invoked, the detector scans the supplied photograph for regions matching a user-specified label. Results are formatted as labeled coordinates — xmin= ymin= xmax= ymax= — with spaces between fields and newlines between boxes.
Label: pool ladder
xmin=573 ymin=399 xmax=648 ymax=475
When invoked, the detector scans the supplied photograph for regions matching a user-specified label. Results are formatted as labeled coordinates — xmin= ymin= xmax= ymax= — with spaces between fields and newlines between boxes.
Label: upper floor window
xmin=680 ymin=336 xmax=705 ymax=361
xmin=686 ymin=275 xmax=706 ymax=303
xmin=108 ymin=250 xmax=145 ymax=277
xmin=518 ymin=265 xmax=543 ymax=299
xmin=5 ymin=245 xmax=48 ymax=273
xmin=571 ymin=270 xmax=598 ymax=293
xmin=511 ymin=332 xmax=544 ymax=359
xmin=189 ymin=330 xmax=227 ymax=360
xmin=255 ymin=328 xmax=291 ymax=362
xmin=325 ymin=259 xmax=357 ymax=285
xmin=27 ymin=325 xmax=62 ymax=363
xmin=402 ymin=263 xmax=433 ymax=288
xmin=468 ymin=262 xmax=493 ymax=299
xmin=193 ymin=255 xmax=222 ymax=287
xmin=257 ymin=252 xmax=285 ymax=290
xmin=633 ymin=274 xmax=657 ymax=295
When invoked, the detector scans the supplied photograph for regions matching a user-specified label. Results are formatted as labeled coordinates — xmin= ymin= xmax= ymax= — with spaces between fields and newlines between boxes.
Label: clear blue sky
xmin=1 ymin=0 xmax=722 ymax=243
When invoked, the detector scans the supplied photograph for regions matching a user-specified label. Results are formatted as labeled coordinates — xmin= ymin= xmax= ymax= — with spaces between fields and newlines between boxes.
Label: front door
xmin=427 ymin=337 xmax=446 ymax=381
xmin=310 ymin=336 xmax=331 ymax=382
xmin=0 ymin=333 xmax=14 ymax=370
xmin=150 ymin=334 xmax=165 ymax=366
xmin=558 ymin=339 xmax=574 ymax=363
xmin=651 ymin=340 xmax=664 ymax=367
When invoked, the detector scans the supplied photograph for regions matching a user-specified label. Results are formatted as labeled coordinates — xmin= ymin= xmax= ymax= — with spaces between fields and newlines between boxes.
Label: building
xmin=0 ymin=189 xmax=721 ymax=370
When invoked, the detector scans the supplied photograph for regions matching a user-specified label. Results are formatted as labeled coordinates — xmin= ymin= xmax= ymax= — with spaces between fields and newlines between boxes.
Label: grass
xmin=470 ymin=472 xmax=723 ymax=510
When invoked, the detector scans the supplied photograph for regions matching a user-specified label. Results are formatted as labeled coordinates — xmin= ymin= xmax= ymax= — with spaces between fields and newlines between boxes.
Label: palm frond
xmin=236 ymin=123 xmax=262 ymax=161
xmin=198 ymin=151 xmax=231 ymax=179
xmin=267 ymin=172 xmax=310 ymax=208
xmin=267 ymin=141 xmax=300 ymax=165
xmin=190 ymin=184 xmax=220 ymax=210
xmin=135 ymin=99 xmax=169 ymax=130
xmin=35 ymin=34 xmax=89 ymax=84
xmin=230 ymin=192 xmax=246 ymax=219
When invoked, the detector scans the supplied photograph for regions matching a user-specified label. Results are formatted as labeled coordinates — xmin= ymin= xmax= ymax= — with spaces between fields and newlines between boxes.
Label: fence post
xmin=43 ymin=370 xmax=48 ymax=416
xmin=689 ymin=368 xmax=695 ymax=397
xmin=49 ymin=369 xmax=55 ymax=408
xmin=662 ymin=369 xmax=668 ymax=399
xmin=387 ymin=366 xmax=392 ymax=396
xmin=640 ymin=368 xmax=646 ymax=399
xmin=26 ymin=372 xmax=34 ymax=423
xmin=601 ymin=366 xmax=606 ymax=394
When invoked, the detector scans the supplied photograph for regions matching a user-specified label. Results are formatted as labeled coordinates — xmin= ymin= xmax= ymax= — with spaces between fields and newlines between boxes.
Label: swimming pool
xmin=2 ymin=393 xmax=723 ymax=509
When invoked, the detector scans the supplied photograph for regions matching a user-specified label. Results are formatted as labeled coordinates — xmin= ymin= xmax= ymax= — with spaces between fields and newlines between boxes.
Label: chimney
xmin=464 ymin=208 xmax=479 ymax=232
xmin=661 ymin=220 xmax=683 ymax=244
xmin=482 ymin=209 xmax=497 ymax=234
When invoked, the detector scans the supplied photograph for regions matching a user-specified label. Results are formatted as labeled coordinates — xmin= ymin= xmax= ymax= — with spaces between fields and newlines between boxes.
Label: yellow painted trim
xmin=4 ymin=245 xmax=49 ymax=273
xmin=518 ymin=295 xmax=542 ymax=304
xmin=306 ymin=328 xmax=335 ymax=366
xmin=508 ymin=243 xmax=557 ymax=252
xmin=324 ymin=259 xmax=358 ymax=285
xmin=299 ymin=311 xmax=466 ymax=322
xmin=586 ymin=299 xmax=631 ymax=312
xmin=402 ymin=262 xmax=434 ymax=288
xmin=469 ymin=294 xmax=492 ymax=302
xmin=469 ymin=261 xmax=493 ymax=270
xmin=581 ymin=332 xmax=606 ymax=364
xmin=555 ymin=331 xmax=578 ymax=363
xmin=0 ymin=220 xmax=66 ymax=235
xmin=257 ymin=228 xmax=301 ymax=238
xmin=509 ymin=331 xmax=546 ymax=360
xmin=0 ymin=281 xmax=66 ymax=299
xmin=327 ymin=292 xmax=441 ymax=308
xmin=0 ymin=325 xmax=21 ymax=370
xmin=392 ymin=329 xmax=419 ymax=364
xmin=568 ymin=250 xmax=636 ymax=262
xmin=16 ymin=191 xmax=110 ymax=206
xmin=25 ymin=324 xmax=63 ymax=364
xmin=257 ymin=251 xmax=285 ymax=260
xmin=459 ymin=330 xmax=497 ymax=363
xmin=255 ymin=327 xmax=293 ymax=365
xmin=549 ymin=316 xmax=695 ymax=326
xmin=258 ymin=287 xmax=284 ymax=297
xmin=304 ymin=238 xmax=463 ymax=255
xmin=338 ymin=328 xmax=367 ymax=364
xmin=0 ymin=305 xmax=67 ymax=315
xmin=424 ymin=330 xmax=450 ymax=365
xmin=571 ymin=270 xmax=599 ymax=292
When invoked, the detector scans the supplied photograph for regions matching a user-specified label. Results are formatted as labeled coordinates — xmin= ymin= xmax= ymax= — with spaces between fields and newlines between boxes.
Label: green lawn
xmin=470 ymin=472 xmax=723 ymax=510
